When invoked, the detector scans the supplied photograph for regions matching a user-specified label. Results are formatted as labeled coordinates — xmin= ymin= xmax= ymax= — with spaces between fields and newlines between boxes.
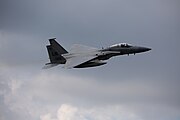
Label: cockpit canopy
xmin=110 ymin=43 xmax=132 ymax=48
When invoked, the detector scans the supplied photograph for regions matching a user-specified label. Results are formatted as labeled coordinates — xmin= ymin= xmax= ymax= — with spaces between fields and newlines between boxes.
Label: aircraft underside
xmin=74 ymin=60 xmax=107 ymax=68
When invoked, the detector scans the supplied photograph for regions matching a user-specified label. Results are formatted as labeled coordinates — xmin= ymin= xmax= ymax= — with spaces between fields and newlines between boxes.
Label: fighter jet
xmin=44 ymin=38 xmax=151 ymax=69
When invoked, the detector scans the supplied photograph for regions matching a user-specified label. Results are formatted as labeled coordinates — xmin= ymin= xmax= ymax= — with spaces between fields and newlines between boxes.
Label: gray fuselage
xmin=45 ymin=39 xmax=151 ymax=68
xmin=74 ymin=44 xmax=151 ymax=68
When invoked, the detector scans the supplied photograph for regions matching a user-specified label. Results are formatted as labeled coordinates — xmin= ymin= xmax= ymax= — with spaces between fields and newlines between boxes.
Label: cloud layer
xmin=0 ymin=66 xmax=180 ymax=120
xmin=40 ymin=104 xmax=141 ymax=120
xmin=0 ymin=0 xmax=180 ymax=120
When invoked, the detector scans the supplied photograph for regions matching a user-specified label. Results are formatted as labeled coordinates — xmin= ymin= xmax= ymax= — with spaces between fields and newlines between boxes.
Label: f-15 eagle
xmin=44 ymin=38 xmax=151 ymax=69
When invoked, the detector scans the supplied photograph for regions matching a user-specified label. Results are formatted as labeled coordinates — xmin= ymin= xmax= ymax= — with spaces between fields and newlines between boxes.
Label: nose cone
xmin=143 ymin=47 xmax=151 ymax=52
xmin=138 ymin=47 xmax=151 ymax=53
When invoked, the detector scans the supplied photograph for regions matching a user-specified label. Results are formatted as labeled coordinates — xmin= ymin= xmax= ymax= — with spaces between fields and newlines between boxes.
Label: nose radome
xmin=145 ymin=47 xmax=151 ymax=51
xmin=141 ymin=47 xmax=151 ymax=52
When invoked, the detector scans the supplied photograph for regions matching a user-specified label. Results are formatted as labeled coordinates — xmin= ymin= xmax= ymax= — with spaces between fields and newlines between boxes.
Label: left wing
xmin=63 ymin=44 xmax=99 ymax=69
xmin=63 ymin=55 xmax=97 ymax=69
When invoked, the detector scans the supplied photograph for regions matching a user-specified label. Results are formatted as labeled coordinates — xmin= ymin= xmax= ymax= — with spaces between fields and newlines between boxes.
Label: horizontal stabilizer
xmin=42 ymin=63 xmax=59 ymax=69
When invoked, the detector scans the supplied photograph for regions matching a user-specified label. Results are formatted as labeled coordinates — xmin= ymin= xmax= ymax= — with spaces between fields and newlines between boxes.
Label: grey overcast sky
xmin=0 ymin=0 xmax=180 ymax=120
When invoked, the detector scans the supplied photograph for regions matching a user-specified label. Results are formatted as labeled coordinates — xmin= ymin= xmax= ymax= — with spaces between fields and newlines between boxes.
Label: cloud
xmin=40 ymin=104 xmax=141 ymax=120
xmin=57 ymin=104 xmax=78 ymax=120
xmin=40 ymin=113 xmax=57 ymax=120
xmin=0 ymin=66 xmax=180 ymax=120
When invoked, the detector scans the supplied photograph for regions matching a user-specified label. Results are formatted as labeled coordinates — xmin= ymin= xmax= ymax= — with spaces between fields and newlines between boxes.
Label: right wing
xmin=69 ymin=44 xmax=98 ymax=53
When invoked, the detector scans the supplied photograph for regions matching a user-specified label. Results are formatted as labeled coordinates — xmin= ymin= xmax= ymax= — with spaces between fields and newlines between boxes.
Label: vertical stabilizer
xmin=46 ymin=38 xmax=67 ymax=64
xmin=49 ymin=38 xmax=68 ymax=54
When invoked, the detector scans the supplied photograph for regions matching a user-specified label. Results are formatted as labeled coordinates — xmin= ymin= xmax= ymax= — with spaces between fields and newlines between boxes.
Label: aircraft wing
xmin=63 ymin=44 xmax=99 ymax=69
xmin=63 ymin=55 xmax=97 ymax=69
xmin=69 ymin=44 xmax=98 ymax=53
